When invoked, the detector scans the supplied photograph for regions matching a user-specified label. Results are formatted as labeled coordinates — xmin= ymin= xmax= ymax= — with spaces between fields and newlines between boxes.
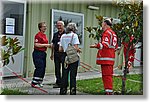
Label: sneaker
xmin=32 ymin=84 xmax=43 ymax=88
xmin=53 ymin=83 xmax=60 ymax=88
xmin=39 ymin=84 xmax=43 ymax=87
xmin=105 ymin=92 xmax=113 ymax=95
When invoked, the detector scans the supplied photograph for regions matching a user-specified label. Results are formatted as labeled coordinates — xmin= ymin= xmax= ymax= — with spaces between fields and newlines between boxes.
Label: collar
xmin=38 ymin=31 xmax=45 ymax=35
xmin=58 ymin=30 xmax=65 ymax=35
xmin=104 ymin=28 xmax=112 ymax=33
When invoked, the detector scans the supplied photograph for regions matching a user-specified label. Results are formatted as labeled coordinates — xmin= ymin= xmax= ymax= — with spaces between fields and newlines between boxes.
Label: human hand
xmin=77 ymin=48 xmax=82 ymax=53
xmin=48 ymin=44 xmax=52 ymax=48
xmin=118 ymin=51 xmax=120 ymax=55
xmin=45 ymin=44 xmax=51 ymax=48
xmin=90 ymin=44 xmax=97 ymax=48
xmin=50 ymin=55 xmax=54 ymax=60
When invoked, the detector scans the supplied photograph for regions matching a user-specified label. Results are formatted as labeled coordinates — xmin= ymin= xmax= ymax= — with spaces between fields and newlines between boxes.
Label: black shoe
xmin=60 ymin=88 xmax=67 ymax=95
xmin=70 ymin=87 xmax=76 ymax=95
xmin=53 ymin=83 xmax=61 ymax=88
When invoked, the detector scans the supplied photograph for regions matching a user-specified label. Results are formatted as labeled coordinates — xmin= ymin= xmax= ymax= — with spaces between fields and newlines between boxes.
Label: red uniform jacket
xmin=34 ymin=32 xmax=48 ymax=51
xmin=122 ymin=35 xmax=135 ymax=63
xmin=96 ymin=28 xmax=118 ymax=65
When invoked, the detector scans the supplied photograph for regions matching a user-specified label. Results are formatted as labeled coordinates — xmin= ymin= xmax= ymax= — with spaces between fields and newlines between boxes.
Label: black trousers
xmin=54 ymin=52 xmax=66 ymax=85
xmin=61 ymin=61 xmax=79 ymax=90
xmin=32 ymin=49 xmax=46 ymax=85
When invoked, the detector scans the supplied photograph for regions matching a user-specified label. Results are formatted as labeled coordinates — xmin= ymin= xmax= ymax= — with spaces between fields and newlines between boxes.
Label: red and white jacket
xmin=96 ymin=28 xmax=118 ymax=65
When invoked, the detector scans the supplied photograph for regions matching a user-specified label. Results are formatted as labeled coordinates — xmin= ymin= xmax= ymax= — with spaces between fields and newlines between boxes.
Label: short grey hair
xmin=57 ymin=21 xmax=64 ymax=26
xmin=66 ymin=22 xmax=78 ymax=33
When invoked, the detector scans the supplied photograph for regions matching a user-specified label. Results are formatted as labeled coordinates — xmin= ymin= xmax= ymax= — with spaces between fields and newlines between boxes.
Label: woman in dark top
xmin=31 ymin=22 xmax=51 ymax=87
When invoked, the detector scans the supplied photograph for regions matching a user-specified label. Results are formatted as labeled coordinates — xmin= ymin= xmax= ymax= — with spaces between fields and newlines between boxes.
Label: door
xmin=1 ymin=0 xmax=26 ymax=77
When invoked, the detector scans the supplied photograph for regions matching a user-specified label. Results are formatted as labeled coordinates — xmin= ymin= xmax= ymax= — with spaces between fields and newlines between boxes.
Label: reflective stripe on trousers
xmin=105 ymin=89 xmax=113 ymax=92
xmin=96 ymin=58 xmax=115 ymax=61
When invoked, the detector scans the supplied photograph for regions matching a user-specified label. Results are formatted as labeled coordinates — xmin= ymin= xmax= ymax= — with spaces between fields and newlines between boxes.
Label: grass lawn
xmin=1 ymin=89 xmax=28 ymax=95
xmin=77 ymin=74 xmax=143 ymax=95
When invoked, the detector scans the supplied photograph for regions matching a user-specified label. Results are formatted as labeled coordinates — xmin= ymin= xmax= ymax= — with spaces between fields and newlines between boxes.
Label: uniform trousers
xmin=32 ymin=49 xmax=46 ymax=85
xmin=101 ymin=64 xmax=113 ymax=92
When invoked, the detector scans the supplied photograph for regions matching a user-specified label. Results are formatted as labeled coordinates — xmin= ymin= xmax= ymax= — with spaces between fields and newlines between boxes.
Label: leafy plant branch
xmin=1 ymin=36 xmax=24 ymax=66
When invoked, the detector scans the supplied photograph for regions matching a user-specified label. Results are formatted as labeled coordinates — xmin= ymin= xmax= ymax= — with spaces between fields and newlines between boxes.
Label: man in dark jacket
xmin=51 ymin=21 xmax=65 ymax=88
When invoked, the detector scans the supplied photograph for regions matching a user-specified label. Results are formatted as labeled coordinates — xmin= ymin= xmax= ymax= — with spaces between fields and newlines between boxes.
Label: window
xmin=1 ymin=1 xmax=24 ymax=36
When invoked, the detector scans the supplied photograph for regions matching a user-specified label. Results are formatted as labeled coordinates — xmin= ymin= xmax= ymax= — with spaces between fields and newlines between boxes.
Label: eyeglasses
xmin=42 ymin=26 xmax=47 ymax=27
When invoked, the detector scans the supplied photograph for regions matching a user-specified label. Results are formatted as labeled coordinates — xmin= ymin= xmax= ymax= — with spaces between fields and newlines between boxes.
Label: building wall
xmin=24 ymin=2 xmax=121 ymax=77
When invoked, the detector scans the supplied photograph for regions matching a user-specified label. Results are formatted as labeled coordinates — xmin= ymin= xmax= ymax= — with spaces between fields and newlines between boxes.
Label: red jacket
xmin=122 ymin=35 xmax=135 ymax=62
xmin=96 ymin=28 xmax=118 ymax=65
xmin=34 ymin=32 xmax=48 ymax=51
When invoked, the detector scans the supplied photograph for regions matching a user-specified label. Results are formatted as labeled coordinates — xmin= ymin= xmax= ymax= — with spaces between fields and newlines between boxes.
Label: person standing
xmin=50 ymin=21 xmax=65 ymax=88
xmin=118 ymin=35 xmax=135 ymax=73
xmin=59 ymin=23 xmax=81 ymax=95
xmin=31 ymin=22 xmax=51 ymax=87
xmin=90 ymin=19 xmax=118 ymax=95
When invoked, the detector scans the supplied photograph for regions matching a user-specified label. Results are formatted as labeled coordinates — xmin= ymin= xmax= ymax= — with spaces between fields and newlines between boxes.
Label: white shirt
xmin=60 ymin=32 xmax=80 ymax=52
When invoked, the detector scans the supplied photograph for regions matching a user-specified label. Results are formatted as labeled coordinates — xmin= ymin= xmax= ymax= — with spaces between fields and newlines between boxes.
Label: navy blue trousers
xmin=54 ymin=52 xmax=66 ymax=85
xmin=32 ymin=49 xmax=46 ymax=85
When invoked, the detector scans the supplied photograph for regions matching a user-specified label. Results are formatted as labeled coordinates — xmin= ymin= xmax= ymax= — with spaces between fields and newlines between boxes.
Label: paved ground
xmin=2 ymin=66 xmax=142 ymax=95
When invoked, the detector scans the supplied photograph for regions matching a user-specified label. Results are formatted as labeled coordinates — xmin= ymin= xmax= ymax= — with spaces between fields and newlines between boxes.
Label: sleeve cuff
xmin=97 ymin=43 xmax=103 ymax=49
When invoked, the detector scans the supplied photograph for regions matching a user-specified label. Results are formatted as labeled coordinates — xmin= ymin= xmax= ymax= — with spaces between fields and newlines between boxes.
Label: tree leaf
xmin=1 ymin=36 xmax=8 ymax=46
xmin=3 ymin=58 xmax=10 ymax=66
xmin=13 ymin=46 xmax=22 ymax=55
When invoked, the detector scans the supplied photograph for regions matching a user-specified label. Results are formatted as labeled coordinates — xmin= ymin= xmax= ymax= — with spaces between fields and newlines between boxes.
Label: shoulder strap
xmin=70 ymin=33 xmax=74 ymax=44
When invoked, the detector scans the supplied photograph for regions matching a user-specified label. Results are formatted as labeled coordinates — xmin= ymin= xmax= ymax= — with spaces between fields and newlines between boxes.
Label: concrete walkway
xmin=2 ymin=66 xmax=142 ymax=95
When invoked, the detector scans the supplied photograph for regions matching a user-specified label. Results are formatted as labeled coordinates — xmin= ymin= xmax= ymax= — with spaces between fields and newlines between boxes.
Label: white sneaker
xmin=39 ymin=84 xmax=43 ymax=87
xmin=32 ymin=84 xmax=43 ymax=88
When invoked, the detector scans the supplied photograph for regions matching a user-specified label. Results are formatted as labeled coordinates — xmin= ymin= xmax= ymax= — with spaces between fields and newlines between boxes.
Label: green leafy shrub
xmin=1 ymin=36 xmax=24 ymax=66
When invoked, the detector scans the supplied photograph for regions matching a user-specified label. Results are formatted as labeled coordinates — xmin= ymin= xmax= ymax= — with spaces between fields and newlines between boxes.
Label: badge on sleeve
xmin=35 ymin=39 xmax=38 ymax=42
xmin=104 ymin=37 xmax=109 ymax=42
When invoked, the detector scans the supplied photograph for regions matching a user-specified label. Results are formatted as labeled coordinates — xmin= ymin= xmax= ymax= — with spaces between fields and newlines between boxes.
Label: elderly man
xmin=51 ymin=21 xmax=65 ymax=88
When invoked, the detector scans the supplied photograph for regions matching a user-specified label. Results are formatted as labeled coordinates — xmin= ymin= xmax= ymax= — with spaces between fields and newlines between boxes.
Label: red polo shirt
xmin=34 ymin=32 xmax=48 ymax=51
